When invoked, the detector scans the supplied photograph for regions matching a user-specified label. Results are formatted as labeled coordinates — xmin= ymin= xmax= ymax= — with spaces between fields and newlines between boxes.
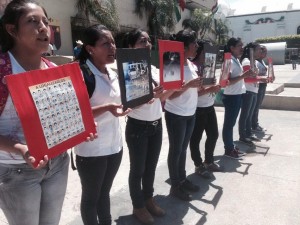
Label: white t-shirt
xmin=256 ymin=60 xmax=267 ymax=77
xmin=74 ymin=60 xmax=122 ymax=157
xmin=128 ymin=66 xmax=162 ymax=121
xmin=223 ymin=56 xmax=246 ymax=95
xmin=0 ymin=52 xmax=52 ymax=164
xmin=242 ymin=58 xmax=258 ymax=93
xmin=164 ymin=60 xmax=198 ymax=116
xmin=197 ymin=93 xmax=214 ymax=108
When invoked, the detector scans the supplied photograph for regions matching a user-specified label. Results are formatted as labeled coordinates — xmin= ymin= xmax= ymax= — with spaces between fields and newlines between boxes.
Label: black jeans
xmin=189 ymin=106 xmax=219 ymax=166
xmin=165 ymin=110 xmax=196 ymax=187
xmin=125 ymin=117 xmax=162 ymax=208
xmin=252 ymin=83 xmax=267 ymax=129
xmin=76 ymin=150 xmax=123 ymax=225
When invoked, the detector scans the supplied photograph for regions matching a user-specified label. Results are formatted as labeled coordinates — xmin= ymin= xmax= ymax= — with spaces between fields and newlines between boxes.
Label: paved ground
xmin=1 ymin=65 xmax=300 ymax=225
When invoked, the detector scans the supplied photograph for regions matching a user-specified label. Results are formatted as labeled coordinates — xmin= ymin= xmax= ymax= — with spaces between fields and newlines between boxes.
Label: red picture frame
xmin=219 ymin=53 xmax=231 ymax=87
xmin=5 ymin=63 xmax=96 ymax=167
xmin=158 ymin=40 xmax=184 ymax=90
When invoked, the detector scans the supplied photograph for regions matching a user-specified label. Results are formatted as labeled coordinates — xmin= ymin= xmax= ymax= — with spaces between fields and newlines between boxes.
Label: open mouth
xmin=38 ymin=37 xmax=49 ymax=42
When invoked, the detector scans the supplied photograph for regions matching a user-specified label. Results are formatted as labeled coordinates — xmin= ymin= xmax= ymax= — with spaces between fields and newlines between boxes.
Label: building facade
xmin=227 ymin=10 xmax=300 ymax=44
xmin=1 ymin=0 xmax=218 ymax=56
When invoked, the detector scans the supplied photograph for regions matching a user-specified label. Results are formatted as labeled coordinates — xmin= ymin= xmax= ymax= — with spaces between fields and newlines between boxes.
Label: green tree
xmin=182 ymin=8 xmax=214 ymax=39
xmin=134 ymin=0 xmax=178 ymax=36
xmin=75 ymin=0 xmax=119 ymax=32
xmin=213 ymin=18 xmax=229 ymax=45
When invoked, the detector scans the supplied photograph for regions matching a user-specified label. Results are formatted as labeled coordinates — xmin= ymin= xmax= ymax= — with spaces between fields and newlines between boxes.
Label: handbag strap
xmin=0 ymin=52 xmax=12 ymax=116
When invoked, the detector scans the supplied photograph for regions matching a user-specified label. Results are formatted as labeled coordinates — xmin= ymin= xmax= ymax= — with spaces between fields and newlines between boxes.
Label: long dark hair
xmin=169 ymin=29 xmax=197 ymax=49
xmin=0 ymin=0 xmax=48 ymax=52
xmin=122 ymin=28 xmax=145 ymax=48
xmin=240 ymin=42 xmax=260 ymax=62
xmin=224 ymin=37 xmax=241 ymax=53
xmin=77 ymin=24 xmax=110 ymax=64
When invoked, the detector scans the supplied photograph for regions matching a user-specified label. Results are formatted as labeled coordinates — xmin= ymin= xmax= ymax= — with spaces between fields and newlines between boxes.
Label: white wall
xmin=227 ymin=10 xmax=300 ymax=44
xmin=39 ymin=0 xmax=77 ymax=56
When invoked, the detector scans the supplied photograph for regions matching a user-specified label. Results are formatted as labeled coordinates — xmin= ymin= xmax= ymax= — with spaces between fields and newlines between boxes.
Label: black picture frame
xmin=202 ymin=43 xmax=218 ymax=85
xmin=116 ymin=48 xmax=154 ymax=110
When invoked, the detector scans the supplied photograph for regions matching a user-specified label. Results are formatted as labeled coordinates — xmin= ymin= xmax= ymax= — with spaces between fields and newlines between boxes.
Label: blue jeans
xmin=239 ymin=91 xmax=257 ymax=139
xmin=222 ymin=94 xmax=242 ymax=152
xmin=76 ymin=150 xmax=122 ymax=225
xmin=165 ymin=110 xmax=196 ymax=187
xmin=189 ymin=106 xmax=219 ymax=166
xmin=252 ymin=83 xmax=267 ymax=129
xmin=126 ymin=117 xmax=162 ymax=208
xmin=0 ymin=153 xmax=69 ymax=225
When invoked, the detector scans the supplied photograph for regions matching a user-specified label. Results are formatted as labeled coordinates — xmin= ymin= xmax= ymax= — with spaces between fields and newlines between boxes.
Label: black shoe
xmin=239 ymin=137 xmax=254 ymax=146
xmin=195 ymin=164 xmax=211 ymax=179
xmin=181 ymin=179 xmax=200 ymax=192
xmin=169 ymin=186 xmax=191 ymax=201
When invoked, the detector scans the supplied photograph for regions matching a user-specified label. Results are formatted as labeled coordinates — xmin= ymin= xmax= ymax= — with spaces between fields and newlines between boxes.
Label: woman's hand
xmin=153 ymin=85 xmax=164 ymax=98
xmin=19 ymin=145 xmax=49 ymax=169
xmin=183 ymin=77 xmax=203 ymax=89
xmin=108 ymin=104 xmax=131 ymax=117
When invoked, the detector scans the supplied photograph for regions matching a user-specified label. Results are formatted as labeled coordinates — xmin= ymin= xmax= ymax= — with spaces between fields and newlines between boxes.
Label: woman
xmin=252 ymin=45 xmax=269 ymax=132
xmin=74 ymin=25 xmax=129 ymax=225
xmin=189 ymin=41 xmax=222 ymax=179
xmin=238 ymin=42 xmax=261 ymax=145
xmin=0 ymin=1 xmax=94 ymax=225
xmin=165 ymin=30 xmax=202 ymax=201
xmin=122 ymin=29 xmax=173 ymax=224
xmin=222 ymin=37 xmax=253 ymax=159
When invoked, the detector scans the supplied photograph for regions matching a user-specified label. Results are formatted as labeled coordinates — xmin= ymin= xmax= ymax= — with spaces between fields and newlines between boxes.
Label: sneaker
xmin=195 ymin=165 xmax=211 ymax=179
xmin=204 ymin=162 xmax=224 ymax=172
xmin=224 ymin=150 xmax=242 ymax=160
xmin=234 ymin=146 xmax=247 ymax=156
xmin=181 ymin=179 xmax=200 ymax=192
xmin=169 ymin=186 xmax=192 ymax=201
xmin=249 ymin=135 xmax=260 ymax=142
xmin=239 ymin=137 xmax=254 ymax=146
xmin=252 ymin=125 xmax=266 ymax=132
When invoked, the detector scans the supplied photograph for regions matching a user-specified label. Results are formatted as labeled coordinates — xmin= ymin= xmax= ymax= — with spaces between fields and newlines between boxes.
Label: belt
xmin=128 ymin=117 xmax=161 ymax=126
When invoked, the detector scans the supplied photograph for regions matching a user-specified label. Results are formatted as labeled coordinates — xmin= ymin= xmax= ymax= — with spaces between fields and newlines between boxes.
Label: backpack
xmin=79 ymin=63 xmax=96 ymax=98
xmin=0 ymin=52 xmax=55 ymax=116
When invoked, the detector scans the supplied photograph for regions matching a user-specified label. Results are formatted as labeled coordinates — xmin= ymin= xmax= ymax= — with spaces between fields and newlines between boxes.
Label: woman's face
xmin=185 ymin=40 xmax=198 ymax=59
xmin=88 ymin=30 xmax=116 ymax=65
xmin=133 ymin=31 xmax=152 ymax=50
xmin=8 ymin=3 xmax=50 ymax=54
xmin=260 ymin=47 xmax=267 ymax=59
xmin=230 ymin=41 xmax=244 ymax=58
xmin=253 ymin=46 xmax=262 ymax=59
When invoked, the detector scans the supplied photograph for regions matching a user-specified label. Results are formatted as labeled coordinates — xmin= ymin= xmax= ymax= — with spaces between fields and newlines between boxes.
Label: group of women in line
xmin=0 ymin=1 xmax=270 ymax=225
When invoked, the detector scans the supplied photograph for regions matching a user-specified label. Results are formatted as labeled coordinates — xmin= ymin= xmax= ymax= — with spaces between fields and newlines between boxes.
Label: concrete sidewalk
xmin=55 ymin=107 xmax=300 ymax=225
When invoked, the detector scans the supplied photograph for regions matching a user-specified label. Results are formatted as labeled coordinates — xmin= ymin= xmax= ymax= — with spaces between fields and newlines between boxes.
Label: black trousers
xmin=126 ymin=117 xmax=162 ymax=208
xmin=189 ymin=106 xmax=219 ymax=166
xmin=76 ymin=150 xmax=123 ymax=225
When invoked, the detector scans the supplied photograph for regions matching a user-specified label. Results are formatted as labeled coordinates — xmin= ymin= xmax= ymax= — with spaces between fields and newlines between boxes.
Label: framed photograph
xmin=5 ymin=63 xmax=96 ymax=167
xmin=267 ymin=57 xmax=275 ymax=82
xmin=202 ymin=43 xmax=218 ymax=85
xmin=158 ymin=40 xmax=184 ymax=90
xmin=116 ymin=48 xmax=154 ymax=110
xmin=219 ymin=52 xmax=231 ymax=87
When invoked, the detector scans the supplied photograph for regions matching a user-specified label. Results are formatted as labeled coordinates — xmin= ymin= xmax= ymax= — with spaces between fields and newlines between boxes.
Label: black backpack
xmin=80 ymin=63 xmax=96 ymax=98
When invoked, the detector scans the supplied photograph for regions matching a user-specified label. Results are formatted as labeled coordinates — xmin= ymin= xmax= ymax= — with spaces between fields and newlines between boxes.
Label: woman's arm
xmin=168 ymin=77 xmax=202 ymax=100
xmin=228 ymin=69 xmax=254 ymax=85
xmin=198 ymin=85 xmax=221 ymax=96
xmin=92 ymin=103 xmax=130 ymax=117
